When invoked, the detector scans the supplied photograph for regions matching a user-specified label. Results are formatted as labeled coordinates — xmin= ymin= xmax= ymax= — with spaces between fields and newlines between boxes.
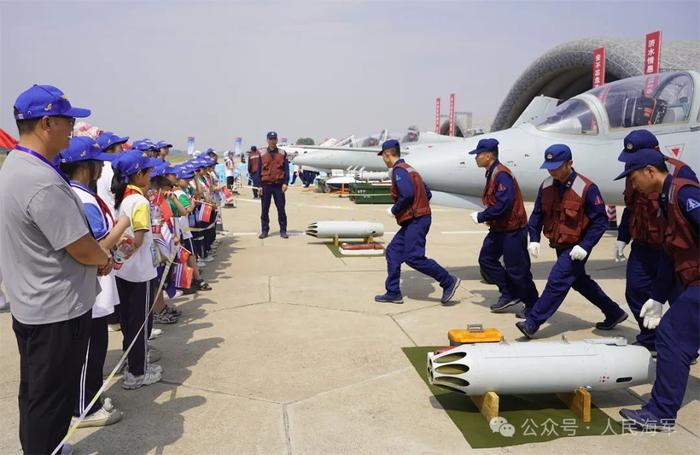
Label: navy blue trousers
xmin=261 ymin=183 xmax=287 ymax=233
xmin=478 ymin=228 xmax=539 ymax=306
xmin=250 ymin=174 xmax=261 ymax=197
xmin=625 ymin=241 xmax=677 ymax=349
xmin=385 ymin=215 xmax=451 ymax=295
xmin=645 ymin=285 xmax=700 ymax=420
xmin=528 ymin=246 xmax=623 ymax=326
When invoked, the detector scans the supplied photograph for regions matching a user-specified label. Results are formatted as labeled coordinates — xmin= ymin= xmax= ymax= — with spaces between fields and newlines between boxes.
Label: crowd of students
xmin=0 ymin=84 xmax=233 ymax=455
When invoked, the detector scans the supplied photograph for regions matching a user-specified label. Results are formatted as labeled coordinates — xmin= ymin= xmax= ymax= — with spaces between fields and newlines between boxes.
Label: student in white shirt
xmin=59 ymin=137 xmax=132 ymax=427
xmin=111 ymin=150 xmax=162 ymax=390
xmin=95 ymin=131 xmax=129 ymax=210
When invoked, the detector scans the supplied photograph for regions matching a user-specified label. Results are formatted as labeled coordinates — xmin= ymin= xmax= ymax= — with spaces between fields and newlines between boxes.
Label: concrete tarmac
xmin=0 ymin=185 xmax=698 ymax=454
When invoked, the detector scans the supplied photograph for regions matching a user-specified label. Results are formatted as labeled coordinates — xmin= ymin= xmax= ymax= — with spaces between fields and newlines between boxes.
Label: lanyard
xmin=15 ymin=145 xmax=69 ymax=183
xmin=70 ymin=180 xmax=116 ymax=227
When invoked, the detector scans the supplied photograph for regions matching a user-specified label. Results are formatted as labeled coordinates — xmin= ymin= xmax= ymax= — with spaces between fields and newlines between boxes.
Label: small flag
xmin=196 ymin=203 xmax=213 ymax=223
xmin=176 ymin=245 xmax=191 ymax=264
xmin=222 ymin=187 xmax=235 ymax=204
xmin=173 ymin=263 xmax=194 ymax=289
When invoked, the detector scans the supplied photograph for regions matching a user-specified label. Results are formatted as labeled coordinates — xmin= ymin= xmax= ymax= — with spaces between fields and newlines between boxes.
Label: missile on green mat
xmin=427 ymin=337 xmax=654 ymax=396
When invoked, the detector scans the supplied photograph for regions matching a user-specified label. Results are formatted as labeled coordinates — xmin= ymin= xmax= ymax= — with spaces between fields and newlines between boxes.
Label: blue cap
xmin=267 ymin=131 xmax=278 ymax=140
xmin=191 ymin=159 xmax=208 ymax=170
xmin=112 ymin=150 xmax=156 ymax=177
xmin=469 ymin=138 xmax=499 ymax=155
xmin=150 ymin=161 xmax=175 ymax=178
xmin=618 ymin=129 xmax=659 ymax=161
xmin=13 ymin=84 xmax=91 ymax=120
xmin=156 ymin=140 xmax=173 ymax=149
xmin=59 ymin=137 xmax=113 ymax=163
xmin=378 ymin=139 xmax=400 ymax=155
xmin=96 ymin=131 xmax=129 ymax=151
xmin=614 ymin=148 xmax=666 ymax=180
xmin=150 ymin=165 xmax=167 ymax=178
xmin=540 ymin=144 xmax=573 ymax=169
xmin=175 ymin=166 xmax=195 ymax=179
xmin=132 ymin=139 xmax=158 ymax=152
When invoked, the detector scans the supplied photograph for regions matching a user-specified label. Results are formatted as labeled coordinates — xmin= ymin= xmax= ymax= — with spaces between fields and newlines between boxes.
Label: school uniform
xmin=70 ymin=181 xmax=119 ymax=417
xmin=115 ymin=185 xmax=158 ymax=377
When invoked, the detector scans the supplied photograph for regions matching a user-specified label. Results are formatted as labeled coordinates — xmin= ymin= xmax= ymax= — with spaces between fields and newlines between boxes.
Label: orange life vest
xmin=664 ymin=178 xmax=700 ymax=287
xmin=624 ymin=157 xmax=689 ymax=246
xmin=260 ymin=148 xmax=287 ymax=184
xmin=390 ymin=161 xmax=431 ymax=224
xmin=540 ymin=173 xmax=595 ymax=248
xmin=481 ymin=162 xmax=527 ymax=232
xmin=248 ymin=151 xmax=261 ymax=175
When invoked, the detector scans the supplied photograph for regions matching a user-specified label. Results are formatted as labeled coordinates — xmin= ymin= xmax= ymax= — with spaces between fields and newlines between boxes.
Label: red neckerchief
xmin=95 ymin=193 xmax=116 ymax=226
xmin=124 ymin=185 xmax=143 ymax=198
xmin=70 ymin=180 xmax=116 ymax=226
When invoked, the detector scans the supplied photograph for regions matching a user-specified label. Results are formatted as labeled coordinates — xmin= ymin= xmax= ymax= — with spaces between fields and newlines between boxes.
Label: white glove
xmin=614 ymin=240 xmax=627 ymax=263
xmin=640 ymin=299 xmax=663 ymax=330
xmin=527 ymin=242 xmax=540 ymax=258
xmin=470 ymin=211 xmax=480 ymax=224
xmin=387 ymin=207 xmax=394 ymax=216
xmin=569 ymin=245 xmax=588 ymax=261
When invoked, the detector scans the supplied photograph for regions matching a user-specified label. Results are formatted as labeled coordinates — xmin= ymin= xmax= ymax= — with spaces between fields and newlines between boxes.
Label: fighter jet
xmin=294 ymin=71 xmax=700 ymax=209
xmin=293 ymin=128 xmax=461 ymax=173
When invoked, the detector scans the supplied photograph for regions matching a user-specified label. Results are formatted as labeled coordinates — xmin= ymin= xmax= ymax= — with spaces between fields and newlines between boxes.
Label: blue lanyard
xmin=15 ymin=145 xmax=69 ymax=183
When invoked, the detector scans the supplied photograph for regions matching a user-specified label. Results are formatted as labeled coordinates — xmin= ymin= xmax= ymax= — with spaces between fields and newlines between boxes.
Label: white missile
xmin=305 ymin=221 xmax=384 ymax=239
xmin=427 ymin=337 xmax=654 ymax=396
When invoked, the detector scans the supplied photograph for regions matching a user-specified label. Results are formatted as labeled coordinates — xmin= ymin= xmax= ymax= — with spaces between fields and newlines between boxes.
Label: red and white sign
xmin=643 ymin=31 xmax=662 ymax=97
xmin=449 ymin=93 xmax=455 ymax=137
xmin=435 ymin=97 xmax=441 ymax=134
xmin=666 ymin=144 xmax=685 ymax=159
xmin=592 ymin=47 xmax=605 ymax=88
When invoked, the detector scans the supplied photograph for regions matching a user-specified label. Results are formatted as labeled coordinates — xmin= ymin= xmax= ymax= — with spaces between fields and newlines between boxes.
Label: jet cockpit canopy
xmin=535 ymin=71 xmax=694 ymax=135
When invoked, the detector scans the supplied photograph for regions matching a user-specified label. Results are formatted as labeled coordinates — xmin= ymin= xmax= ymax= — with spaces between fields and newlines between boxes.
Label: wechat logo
xmin=489 ymin=416 xmax=516 ymax=438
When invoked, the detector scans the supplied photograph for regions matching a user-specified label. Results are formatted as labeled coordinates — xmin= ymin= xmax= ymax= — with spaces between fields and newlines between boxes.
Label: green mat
xmin=402 ymin=346 xmax=623 ymax=448
xmin=324 ymin=242 xmax=385 ymax=258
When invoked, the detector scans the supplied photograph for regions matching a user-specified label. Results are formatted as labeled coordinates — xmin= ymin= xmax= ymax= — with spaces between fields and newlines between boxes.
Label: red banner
xmin=449 ymin=93 xmax=455 ymax=137
xmin=643 ymin=31 xmax=662 ymax=97
xmin=592 ymin=47 xmax=605 ymax=88
xmin=435 ymin=97 xmax=441 ymax=134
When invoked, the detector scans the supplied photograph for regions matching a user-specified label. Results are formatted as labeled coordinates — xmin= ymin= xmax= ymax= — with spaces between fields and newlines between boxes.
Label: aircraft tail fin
xmin=512 ymin=95 xmax=560 ymax=127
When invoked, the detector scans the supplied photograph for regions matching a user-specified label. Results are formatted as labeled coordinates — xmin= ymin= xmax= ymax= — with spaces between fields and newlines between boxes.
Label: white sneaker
xmin=72 ymin=405 xmax=123 ymax=428
xmin=148 ymin=363 xmax=163 ymax=374
xmin=197 ymin=260 xmax=207 ymax=268
xmin=149 ymin=328 xmax=163 ymax=340
xmin=203 ymin=256 xmax=215 ymax=262
xmin=121 ymin=367 xmax=162 ymax=390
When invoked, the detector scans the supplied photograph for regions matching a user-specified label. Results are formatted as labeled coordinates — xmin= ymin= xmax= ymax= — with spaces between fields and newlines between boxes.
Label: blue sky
xmin=1 ymin=0 xmax=698 ymax=150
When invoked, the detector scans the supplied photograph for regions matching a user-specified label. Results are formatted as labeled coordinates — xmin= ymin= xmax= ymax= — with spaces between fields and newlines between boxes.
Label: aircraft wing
xmin=294 ymin=145 xmax=380 ymax=153
xmin=429 ymin=191 xmax=484 ymax=210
